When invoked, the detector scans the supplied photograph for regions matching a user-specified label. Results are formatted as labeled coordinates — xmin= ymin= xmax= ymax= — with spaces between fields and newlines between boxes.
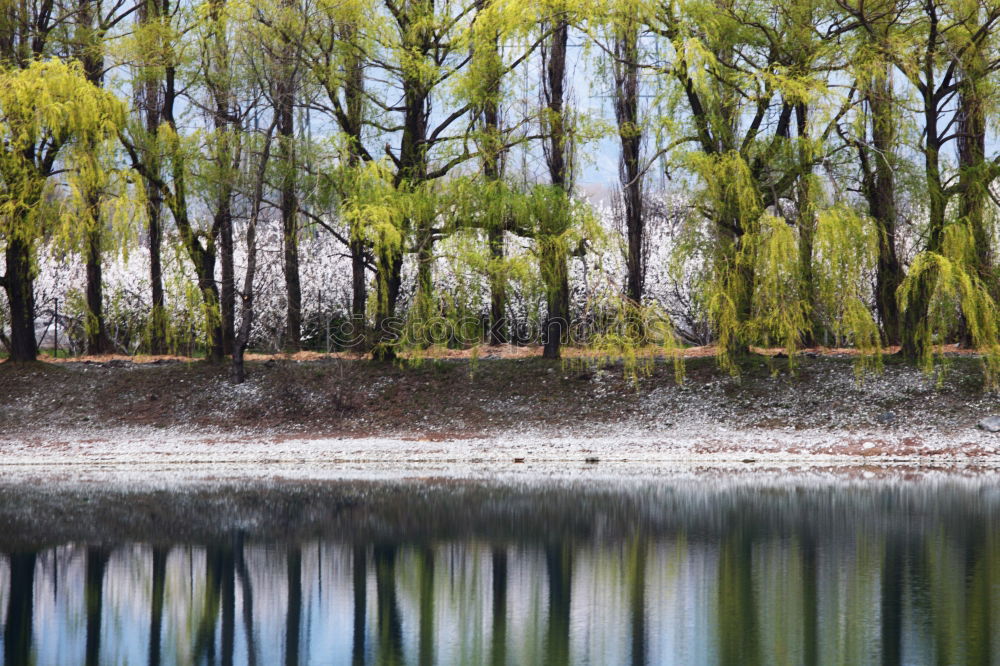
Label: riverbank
xmin=2 ymin=352 xmax=1000 ymax=466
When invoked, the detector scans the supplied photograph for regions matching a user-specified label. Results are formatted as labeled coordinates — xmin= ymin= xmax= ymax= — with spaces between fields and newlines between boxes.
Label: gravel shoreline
xmin=4 ymin=355 xmax=1000 ymax=478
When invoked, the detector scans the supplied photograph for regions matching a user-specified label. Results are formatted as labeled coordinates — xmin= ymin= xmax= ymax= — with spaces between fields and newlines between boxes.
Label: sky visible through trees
xmin=3 ymin=0 xmax=1000 ymax=383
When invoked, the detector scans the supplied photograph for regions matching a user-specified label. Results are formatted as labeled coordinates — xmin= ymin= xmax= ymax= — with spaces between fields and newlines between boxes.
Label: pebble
xmin=977 ymin=416 xmax=1000 ymax=432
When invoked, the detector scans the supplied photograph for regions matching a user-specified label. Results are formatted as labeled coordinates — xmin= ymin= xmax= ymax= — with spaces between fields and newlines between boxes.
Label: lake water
xmin=0 ymin=472 xmax=998 ymax=664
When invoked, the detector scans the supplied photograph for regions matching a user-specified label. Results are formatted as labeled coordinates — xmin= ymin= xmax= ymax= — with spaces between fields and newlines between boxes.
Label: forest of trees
xmin=3 ymin=0 xmax=1000 ymax=382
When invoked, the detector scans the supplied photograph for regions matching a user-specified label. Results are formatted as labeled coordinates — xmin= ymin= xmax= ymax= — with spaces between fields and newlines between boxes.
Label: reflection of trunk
xmin=628 ymin=538 xmax=647 ymax=666
xmin=614 ymin=14 xmax=644 ymax=305
xmin=285 ymin=547 xmax=302 ymax=666
xmin=374 ymin=544 xmax=404 ymax=665
xmin=418 ymin=547 xmax=435 ymax=665
xmin=235 ymin=535 xmax=259 ymax=666
xmin=544 ymin=543 xmax=572 ymax=664
xmin=148 ymin=548 xmax=168 ymax=666
xmin=352 ymin=545 xmax=367 ymax=666
xmin=964 ymin=530 xmax=990 ymax=664
xmin=880 ymin=538 xmax=903 ymax=665
xmin=222 ymin=542 xmax=236 ymax=666
xmin=800 ymin=535 xmax=818 ymax=666
xmin=193 ymin=546 xmax=226 ymax=661
xmin=85 ymin=547 xmax=110 ymax=666
xmin=490 ymin=548 xmax=508 ymax=666
xmin=3 ymin=552 xmax=36 ymax=666
xmin=717 ymin=533 xmax=758 ymax=666
xmin=3 ymin=237 xmax=37 ymax=361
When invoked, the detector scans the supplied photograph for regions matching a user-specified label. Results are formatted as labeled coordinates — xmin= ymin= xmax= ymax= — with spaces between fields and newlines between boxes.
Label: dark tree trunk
xmin=138 ymin=0 xmax=169 ymax=354
xmin=218 ymin=199 xmax=235 ymax=357
xmin=861 ymin=66 xmax=903 ymax=346
xmin=795 ymin=103 xmax=818 ymax=347
xmin=488 ymin=227 xmax=507 ymax=345
xmin=614 ymin=16 xmax=644 ymax=305
xmin=85 ymin=226 xmax=113 ymax=354
xmin=277 ymin=64 xmax=301 ymax=352
xmin=541 ymin=20 xmax=570 ymax=360
xmin=342 ymin=24 xmax=369 ymax=340
xmin=4 ymin=238 xmax=38 ymax=362
xmin=901 ymin=83 xmax=948 ymax=361
xmin=148 ymin=191 xmax=167 ymax=354
xmin=373 ymin=254 xmax=404 ymax=361
xmin=957 ymin=61 xmax=990 ymax=347
xmin=198 ymin=255 xmax=225 ymax=363
xmin=351 ymin=238 xmax=367 ymax=322
xmin=79 ymin=0 xmax=113 ymax=357
xmin=477 ymin=0 xmax=508 ymax=344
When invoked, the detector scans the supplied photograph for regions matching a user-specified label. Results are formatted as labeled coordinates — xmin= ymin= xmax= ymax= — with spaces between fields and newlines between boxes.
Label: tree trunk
xmin=865 ymin=66 xmax=903 ymax=346
xmin=139 ymin=0 xmax=168 ymax=354
xmin=614 ymin=16 xmax=644 ymax=305
xmin=372 ymin=253 xmax=403 ymax=361
xmin=541 ymin=19 xmax=570 ymax=360
xmin=4 ymin=237 xmax=38 ymax=362
xmin=488 ymin=227 xmax=507 ymax=345
xmin=795 ymin=103 xmax=818 ymax=347
xmin=277 ymin=62 xmax=300 ymax=352
xmin=79 ymin=0 xmax=113 ymax=356
xmin=85 ymin=225 xmax=113 ymax=354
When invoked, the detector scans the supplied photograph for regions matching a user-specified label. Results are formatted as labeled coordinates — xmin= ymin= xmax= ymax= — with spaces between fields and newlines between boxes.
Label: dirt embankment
xmin=1 ymin=351 xmax=999 ymax=446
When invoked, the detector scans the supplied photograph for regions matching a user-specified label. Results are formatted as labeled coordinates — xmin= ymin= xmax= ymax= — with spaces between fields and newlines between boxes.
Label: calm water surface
xmin=0 ymin=473 xmax=998 ymax=664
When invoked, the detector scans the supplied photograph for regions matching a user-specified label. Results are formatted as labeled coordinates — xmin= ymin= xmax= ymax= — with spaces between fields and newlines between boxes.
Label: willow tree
xmin=122 ymin=0 xmax=245 ymax=361
xmin=840 ymin=0 xmax=1000 ymax=365
xmin=131 ymin=0 xmax=171 ymax=354
xmin=0 ymin=60 xmax=127 ymax=361
xmin=833 ymin=0 xmax=906 ymax=345
xmin=649 ymin=0 xmax=852 ymax=369
xmin=298 ymin=0 xmax=374 ymax=330
xmin=307 ymin=0 xmax=545 ymax=359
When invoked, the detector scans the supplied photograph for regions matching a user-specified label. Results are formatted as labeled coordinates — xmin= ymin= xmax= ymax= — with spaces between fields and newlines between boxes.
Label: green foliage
xmin=899 ymin=222 xmax=1000 ymax=387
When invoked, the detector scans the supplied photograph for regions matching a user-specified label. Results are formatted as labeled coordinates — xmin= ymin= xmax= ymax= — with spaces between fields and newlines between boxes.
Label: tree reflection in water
xmin=0 ymin=476 xmax=997 ymax=664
